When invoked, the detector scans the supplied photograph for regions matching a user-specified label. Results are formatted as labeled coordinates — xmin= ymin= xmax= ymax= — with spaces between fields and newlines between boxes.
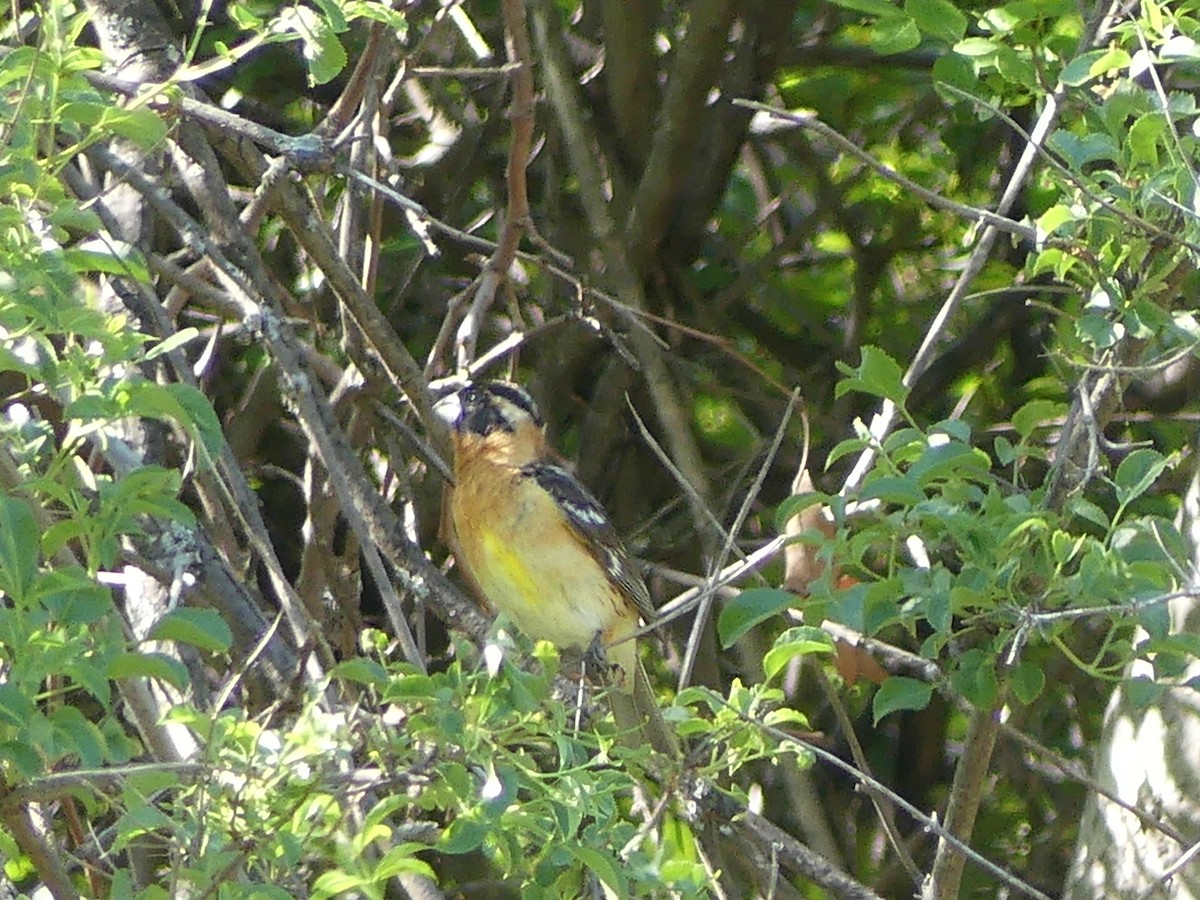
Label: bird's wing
xmin=520 ymin=462 xmax=656 ymax=625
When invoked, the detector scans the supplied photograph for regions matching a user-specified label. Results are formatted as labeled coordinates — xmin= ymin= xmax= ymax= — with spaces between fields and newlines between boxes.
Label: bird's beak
xmin=432 ymin=391 xmax=463 ymax=429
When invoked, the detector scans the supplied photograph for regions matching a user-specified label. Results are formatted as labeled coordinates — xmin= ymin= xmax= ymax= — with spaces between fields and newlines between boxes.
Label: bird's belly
xmin=466 ymin=521 xmax=623 ymax=652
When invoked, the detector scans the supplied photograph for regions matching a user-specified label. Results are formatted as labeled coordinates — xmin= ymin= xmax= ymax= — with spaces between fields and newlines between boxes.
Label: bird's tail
xmin=608 ymin=658 xmax=678 ymax=756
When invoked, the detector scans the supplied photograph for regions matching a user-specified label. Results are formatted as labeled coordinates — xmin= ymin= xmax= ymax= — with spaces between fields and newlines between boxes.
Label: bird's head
xmin=433 ymin=380 xmax=546 ymax=466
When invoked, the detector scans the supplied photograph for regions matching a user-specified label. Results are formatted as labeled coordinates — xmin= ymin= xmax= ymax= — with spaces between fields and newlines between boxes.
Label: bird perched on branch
xmin=433 ymin=380 xmax=676 ymax=755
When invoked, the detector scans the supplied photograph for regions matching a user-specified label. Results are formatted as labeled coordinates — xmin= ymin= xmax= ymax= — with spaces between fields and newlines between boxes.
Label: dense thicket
xmin=3 ymin=1 xmax=1200 ymax=897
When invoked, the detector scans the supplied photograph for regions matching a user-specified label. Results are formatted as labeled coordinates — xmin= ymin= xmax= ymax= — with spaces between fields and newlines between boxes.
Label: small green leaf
xmin=107 ymin=651 xmax=190 ymax=691
xmin=836 ymin=345 xmax=909 ymax=407
xmin=63 ymin=239 xmax=151 ymax=281
xmin=1010 ymin=660 xmax=1045 ymax=704
xmin=142 ymin=328 xmax=200 ymax=362
xmin=0 ymin=496 xmax=39 ymax=602
xmin=164 ymin=383 xmax=224 ymax=458
xmin=952 ymin=649 xmax=999 ymax=706
xmin=905 ymin=0 xmax=967 ymax=42
xmin=50 ymin=705 xmax=107 ymax=767
xmin=333 ymin=658 xmax=389 ymax=687
xmin=310 ymin=870 xmax=367 ymax=900
xmin=1077 ymin=312 xmax=1123 ymax=349
xmin=872 ymin=676 xmax=933 ymax=723
xmin=0 ymin=683 xmax=37 ymax=728
xmin=910 ymin=442 xmax=991 ymax=486
xmin=717 ymin=588 xmax=797 ymax=648
xmin=571 ymin=846 xmax=624 ymax=896
xmin=439 ymin=817 xmax=489 ymax=854
xmin=1128 ymin=113 xmax=1166 ymax=169
xmin=1036 ymin=203 xmax=1083 ymax=238
xmin=35 ymin=569 xmax=110 ymax=625
xmin=859 ymin=474 xmax=926 ymax=506
xmin=1124 ymin=675 xmax=1164 ymax=709
xmin=99 ymin=106 xmax=169 ymax=148
xmin=148 ymin=607 xmax=232 ymax=653
xmin=994 ymin=435 xmax=1015 ymax=466
xmin=871 ymin=14 xmax=922 ymax=56
xmin=827 ymin=435 xmax=869 ymax=468
xmin=826 ymin=0 xmax=902 ymax=16
xmin=0 ymin=740 xmax=44 ymax=778
xmin=774 ymin=491 xmax=827 ymax=533
xmin=1089 ymin=47 xmax=1131 ymax=79
xmin=954 ymin=37 xmax=999 ymax=58
xmin=1060 ymin=49 xmax=1108 ymax=85
xmin=374 ymin=843 xmax=436 ymax=882
xmin=1011 ymin=399 xmax=1066 ymax=440
xmin=764 ymin=627 xmax=836 ymax=680
xmin=1066 ymin=497 xmax=1110 ymax=530
xmin=1048 ymin=131 xmax=1117 ymax=169
xmin=1114 ymin=448 xmax=1170 ymax=506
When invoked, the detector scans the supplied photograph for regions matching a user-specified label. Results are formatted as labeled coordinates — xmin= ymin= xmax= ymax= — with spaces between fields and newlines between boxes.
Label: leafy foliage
xmin=3 ymin=0 xmax=1200 ymax=896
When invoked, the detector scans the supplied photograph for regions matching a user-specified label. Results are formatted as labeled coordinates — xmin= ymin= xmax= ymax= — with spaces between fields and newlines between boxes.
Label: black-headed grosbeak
xmin=433 ymin=380 xmax=675 ymax=754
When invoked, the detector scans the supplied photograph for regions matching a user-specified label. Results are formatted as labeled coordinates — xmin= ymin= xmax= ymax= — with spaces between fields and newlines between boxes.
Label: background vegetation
xmin=3 ymin=0 xmax=1200 ymax=896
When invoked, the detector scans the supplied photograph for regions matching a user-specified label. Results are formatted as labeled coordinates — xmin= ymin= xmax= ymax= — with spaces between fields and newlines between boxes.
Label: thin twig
xmin=733 ymin=99 xmax=1038 ymax=243
xmin=454 ymin=0 xmax=535 ymax=368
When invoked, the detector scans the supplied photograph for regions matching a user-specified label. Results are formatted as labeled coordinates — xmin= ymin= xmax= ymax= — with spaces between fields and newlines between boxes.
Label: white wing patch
xmin=523 ymin=464 xmax=612 ymax=532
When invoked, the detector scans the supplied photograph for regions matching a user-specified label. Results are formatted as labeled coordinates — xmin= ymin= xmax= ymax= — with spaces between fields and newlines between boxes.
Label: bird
xmin=433 ymin=379 xmax=676 ymax=755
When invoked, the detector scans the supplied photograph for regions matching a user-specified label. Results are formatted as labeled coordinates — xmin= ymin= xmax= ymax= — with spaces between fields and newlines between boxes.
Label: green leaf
xmin=374 ymin=843 xmax=437 ymax=881
xmin=1128 ymin=113 xmax=1166 ymax=169
xmin=954 ymin=37 xmax=999 ymax=58
xmin=872 ymin=676 xmax=933 ymax=723
xmin=905 ymin=0 xmax=967 ymax=42
xmin=859 ymin=474 xmax=926 ymax=505
xmin=99 ymin=106 xmax=169 ymax=148
xmin=1060 ymin=49 xmax=1108 ymax=85
xmin=0 ymin=496 xmax=39 ymax=602
xmin=774 ymin=491 xmax=827 ymax=533
xmin=1066 ymin=497 xmax=1110 ymax=530
xmin=994 ymin=435 xmax=1015 ymax=466
xmin=35 ymin=569 xmax=110 ymax=625
xmin=63 ymin=239 xmax=151 ymax=281
xmin=142 ymin=328 xmax=200 ymax=362
xmin=764 ymin=627 xmax=837 ymax=680
xmin=1048 ymin=131 xmax=1117 ymax=169
xmin=50 ymin=705 xmax=107 ymax=767
xmin=718 ymin=588 xmax=796 ymax=648
xmin=826 ymin=0 xmax=902 ymax=16
xmin=827 ymin=435 xmax=869 ymax=468
xmin=107 ymin=651 xmax=190 ymax=691
xmin=909 ymin=442 xmax=991 ymax=486
xmin=0 ymin=683 xmax=37 ymax=728
xmin=163 ymin=383 xmax=224 ymax=458
xmin=334 ymin=657 xmax=389 ymax=687
xmin=952 ymin=648 xmax=999 ymax=706
xmin=933 ymin=52 xmax=980 ymax=100
xmin=836 ymin=345 xmax=908 ymax=407
xmin=310 ymin=870 xmax=368 ymax=900
xmin=571 ymin=846 xmax=624 ymax=896
xmin=148 ymin=607 xmax=232 ymax=653
xmin=0 ymin=740 xmax=44 ymax=778
xmin=1010 ymin=660 xmax=1046 ymax=704
xmin=1077 ymin=312 xmax=1123 ymax=349
xmin=871 ymin=15 xmax=922 ymax=56
xmin=1114 ymin=448 xmax=1170 ymax=507
xmin=1089 ymin=47 xmax=1131 ymax=79
xmin=1124 ymin=675 xmax=1164 ymax=709
xmin=1011 ymin=399 xmax=1066 ymax=440
xmin=440 ymin=817 xmax=489 ymax=854
xmin=1036 ymin=203 xmax=1084 ymax=238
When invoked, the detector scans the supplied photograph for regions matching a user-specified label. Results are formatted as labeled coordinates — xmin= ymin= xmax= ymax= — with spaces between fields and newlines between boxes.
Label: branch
xmin=732 ymin=100 xmax=1038 ymax=243
xmin=455 ymin=0 xmax=536 ymax=367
